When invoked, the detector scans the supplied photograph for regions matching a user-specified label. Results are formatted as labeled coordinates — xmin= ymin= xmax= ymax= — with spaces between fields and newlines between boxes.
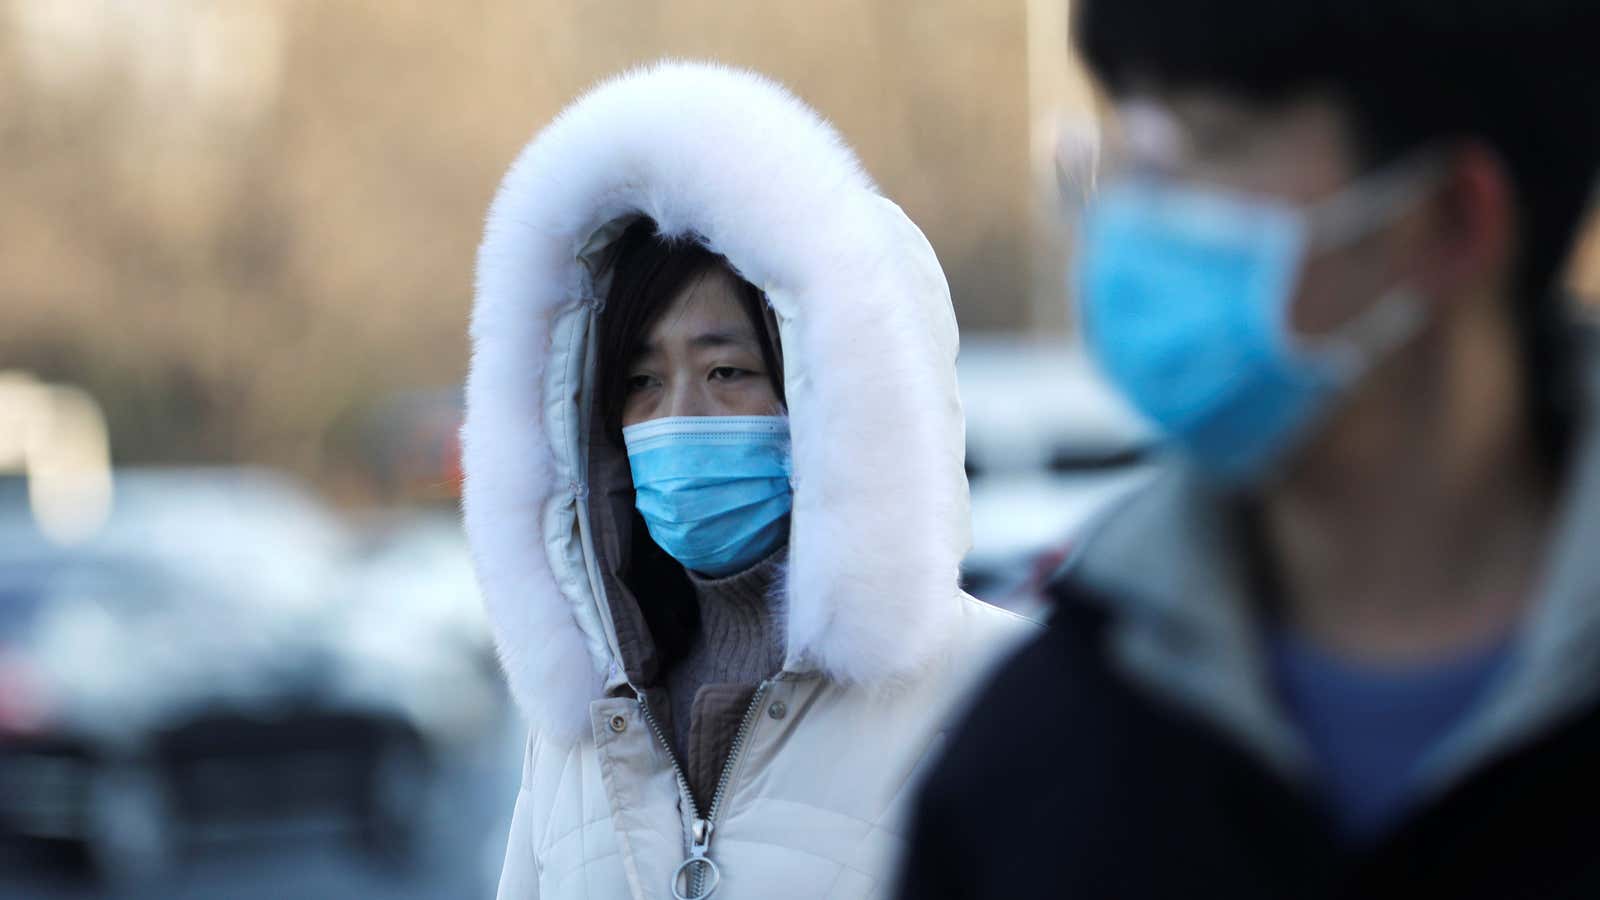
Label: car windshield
xmin=0 ymin=556 xmax=164 ymax=639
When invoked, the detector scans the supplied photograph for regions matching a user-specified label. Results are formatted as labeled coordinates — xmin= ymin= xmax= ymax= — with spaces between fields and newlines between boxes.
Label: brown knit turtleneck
xmin=664 ymin=547 xmax=788 ymax=809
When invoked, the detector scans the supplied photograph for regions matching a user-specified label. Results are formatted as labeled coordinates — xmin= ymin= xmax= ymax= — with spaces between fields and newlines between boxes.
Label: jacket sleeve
xmin=495 ymin=732 xmax=540 ymax=900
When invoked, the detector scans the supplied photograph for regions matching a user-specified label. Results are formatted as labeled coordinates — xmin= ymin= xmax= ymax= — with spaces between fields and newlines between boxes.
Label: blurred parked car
xmin=958 ymin=335 xmax=1151 ymax=477
xmin=957 ymin=337 xmax=1157 ymax=610
xmin=324 ymin=512 xmax=504 ymax=754
xmin=963 ymin=468 xmax=1153 ymax=609
xmin=0 ymin=468 xmax=477 ymax=885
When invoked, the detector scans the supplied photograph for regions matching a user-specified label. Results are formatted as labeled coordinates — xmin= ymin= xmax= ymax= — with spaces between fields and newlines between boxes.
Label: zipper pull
xmin=691 ymin=817 xmax=713 ymax=855
xmin=671 ymin=818 xmax=721 ymax=899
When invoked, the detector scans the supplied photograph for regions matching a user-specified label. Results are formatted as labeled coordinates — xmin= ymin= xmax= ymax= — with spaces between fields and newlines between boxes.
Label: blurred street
xmin=0 ymin=464 xmax=524 ymax=900
xmin=0 ymin=349 xmax=1145 ymax=900
xmin=1 ymin=707 xmax=523 ymax=900
xmin=18 ymin=3 xmax=1594 ymax=897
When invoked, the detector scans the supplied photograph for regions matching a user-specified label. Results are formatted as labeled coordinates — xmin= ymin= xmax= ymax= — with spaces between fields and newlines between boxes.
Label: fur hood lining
xmin=463 ymin=61 xmax=971 ymax=739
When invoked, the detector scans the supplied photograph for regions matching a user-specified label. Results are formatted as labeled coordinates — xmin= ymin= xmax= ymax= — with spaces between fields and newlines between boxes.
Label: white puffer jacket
xmin=463 ymin=61 xmax=1033 ymax=900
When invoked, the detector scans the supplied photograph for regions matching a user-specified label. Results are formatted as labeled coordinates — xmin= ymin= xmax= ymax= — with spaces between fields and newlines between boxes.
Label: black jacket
xmin=895 ymin=589 xmax=1600 ymax=900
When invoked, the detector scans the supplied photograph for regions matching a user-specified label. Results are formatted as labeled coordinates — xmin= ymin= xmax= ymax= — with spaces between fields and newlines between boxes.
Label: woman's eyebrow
xmin=689 ymin=330 xmax=758 ymax=350
xmin=634 ymin=330 xmax=758 ymax=359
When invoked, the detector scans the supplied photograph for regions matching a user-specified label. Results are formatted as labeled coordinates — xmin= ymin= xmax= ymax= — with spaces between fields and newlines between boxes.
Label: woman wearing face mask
xmin=462 ymin=62 xmax=1032 ymax=900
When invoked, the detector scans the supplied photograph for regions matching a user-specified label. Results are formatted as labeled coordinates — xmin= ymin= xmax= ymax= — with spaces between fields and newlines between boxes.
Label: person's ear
xmin=1412 ymin=142 xmax=1517 ymax=300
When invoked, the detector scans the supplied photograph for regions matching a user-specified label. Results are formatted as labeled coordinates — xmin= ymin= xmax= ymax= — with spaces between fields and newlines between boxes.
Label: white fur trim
xmin=463 ymin=61 xmax=971 ymax=738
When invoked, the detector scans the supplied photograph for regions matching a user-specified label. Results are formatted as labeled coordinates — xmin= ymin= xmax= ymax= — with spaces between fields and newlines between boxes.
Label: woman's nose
xmin=664 ymin=381 xmax=714 ymax=419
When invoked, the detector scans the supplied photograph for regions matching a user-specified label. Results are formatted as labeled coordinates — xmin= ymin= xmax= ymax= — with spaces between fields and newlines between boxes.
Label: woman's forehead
xmin=643 ymin=270 xmax=759 ymax=349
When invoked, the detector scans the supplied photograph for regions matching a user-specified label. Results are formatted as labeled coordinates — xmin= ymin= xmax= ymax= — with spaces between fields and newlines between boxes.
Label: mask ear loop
xmin=1311 ymin=287 xmax=1428 ymax=383
xmin=1292 ymin=150 xmax=1450 ymax=380
xmin=1305 ymin=149 xmax=1449 ymax=251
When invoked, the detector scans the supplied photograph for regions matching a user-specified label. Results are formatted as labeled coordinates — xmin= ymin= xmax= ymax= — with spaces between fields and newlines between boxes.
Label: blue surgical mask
xmin=1076 ymin=158 xmax=1438 ymax=483
xmin=623 ymin=415 xmax=793 ymax=577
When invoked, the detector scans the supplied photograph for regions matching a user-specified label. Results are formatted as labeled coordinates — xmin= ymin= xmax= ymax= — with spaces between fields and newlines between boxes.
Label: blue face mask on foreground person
xmin=1077 ymin=156 xmax=1439 ymax=483
xmin=623 ymin=415 xmax=793 ymax=577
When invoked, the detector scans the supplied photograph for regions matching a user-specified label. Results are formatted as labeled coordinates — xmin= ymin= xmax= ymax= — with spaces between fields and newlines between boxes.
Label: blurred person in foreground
xmin=462 ymin=62 xmax=1031 ymax=899
xmin=897 ymin=2 xmax=1600 ymax=897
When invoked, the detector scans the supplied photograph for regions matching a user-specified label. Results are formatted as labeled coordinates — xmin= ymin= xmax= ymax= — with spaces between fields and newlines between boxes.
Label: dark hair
xmin=595 ymin=217 xmax=784 ymax=445
xmin=1077 ymin=0 xmax=1600 ymax=471
xmin=592 ymin=219 xmax=785 ymax=666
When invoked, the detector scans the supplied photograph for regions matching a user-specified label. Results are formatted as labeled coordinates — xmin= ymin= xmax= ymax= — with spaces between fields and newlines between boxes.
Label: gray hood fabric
xmin=1064 ymin=361 xmax=1600 ymax=803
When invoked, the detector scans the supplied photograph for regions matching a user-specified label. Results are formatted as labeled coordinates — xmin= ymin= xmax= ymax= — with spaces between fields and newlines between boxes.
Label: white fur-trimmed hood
xmin=462 ymin=61 xmax=971 ymax=739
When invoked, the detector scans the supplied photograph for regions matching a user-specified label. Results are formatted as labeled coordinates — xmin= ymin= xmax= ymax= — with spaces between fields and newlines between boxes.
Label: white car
xmin=957 ymin=337 xmax=1158 ymax=611
xmin=324 ymin=512 xmax=504 ymax=753
xmin=0 ymin=468 xmax=450 ymax=883
xmin=958 ymin=335 xmax=1151 ymax=476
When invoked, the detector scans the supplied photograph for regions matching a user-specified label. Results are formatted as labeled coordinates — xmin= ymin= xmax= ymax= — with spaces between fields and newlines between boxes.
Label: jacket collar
xmin=1064 ymin=468 xmax=1314 ymax=776
xmin=1062 ymin=373 xmax=1600 ymax=790
xmin=462 ymin=62 xmax=972 ymax=740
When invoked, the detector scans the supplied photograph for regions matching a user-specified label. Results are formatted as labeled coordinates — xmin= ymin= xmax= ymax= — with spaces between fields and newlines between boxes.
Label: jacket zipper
xmin=637 ymin=680 xmax=772 ymax=899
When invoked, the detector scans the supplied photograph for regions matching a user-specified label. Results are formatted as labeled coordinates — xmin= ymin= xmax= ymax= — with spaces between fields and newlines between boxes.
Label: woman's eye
xmin=709 ymin=366 xmax=750 ymax=382
xmin=626 ymin=374 xmax=658 ymax=393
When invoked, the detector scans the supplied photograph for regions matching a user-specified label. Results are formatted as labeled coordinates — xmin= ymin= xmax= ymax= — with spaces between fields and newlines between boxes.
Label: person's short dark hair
xmin=595 ymin=217 xmax=784 ymax=445
xmin=1076 ymin=0 xmax=1600 ymax=471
